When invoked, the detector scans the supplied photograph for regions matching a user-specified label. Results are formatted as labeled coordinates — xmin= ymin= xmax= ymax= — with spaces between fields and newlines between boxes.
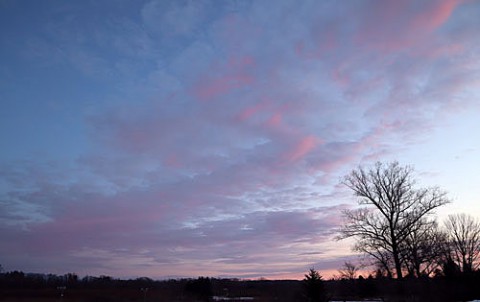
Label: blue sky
xmin=1 ymin=0 xmax=480 ymax=279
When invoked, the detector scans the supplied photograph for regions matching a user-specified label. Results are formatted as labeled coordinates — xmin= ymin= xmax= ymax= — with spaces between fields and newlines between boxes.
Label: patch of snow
xmin=212 ymin=296 xmax=254 ymax=301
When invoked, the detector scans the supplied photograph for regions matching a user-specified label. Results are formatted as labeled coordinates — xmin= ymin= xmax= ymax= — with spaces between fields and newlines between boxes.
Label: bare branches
xmin=338 ymin=261 xmax=360 ymax=280
xmin=339 ymin=161 xmax=450 ymax=279
xmin=445 ymin=213 xmax=480 ymax=272
xmin=401 ymin=220 xmax=446 ymax=277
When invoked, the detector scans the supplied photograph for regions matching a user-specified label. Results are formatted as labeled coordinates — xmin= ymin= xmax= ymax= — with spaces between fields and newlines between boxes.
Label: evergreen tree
xmin=303 ymin=268 xmax=328 ymax=302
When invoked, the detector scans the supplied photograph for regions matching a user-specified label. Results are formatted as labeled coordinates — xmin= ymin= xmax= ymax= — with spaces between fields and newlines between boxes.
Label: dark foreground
xmin=2 ymin=271 xmax=480 ymax=302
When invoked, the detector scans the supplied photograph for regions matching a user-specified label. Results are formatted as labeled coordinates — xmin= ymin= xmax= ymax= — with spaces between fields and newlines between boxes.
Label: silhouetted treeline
xmin=330 ymin=271 xmax=480 ymax=302
xmin=0 ymin=271 xmax=156 ymax=289
xmin=2 ymin=269 xmax=480 ymax=301
xmin=0 ymin=271 xmax=304 ymax=301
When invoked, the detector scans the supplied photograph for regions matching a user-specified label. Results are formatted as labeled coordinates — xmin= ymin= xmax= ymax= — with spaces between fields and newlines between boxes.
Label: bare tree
xmin=338 ymin=261 xmax=360 ymax=279
xmin=445 ymin=213 xmax=480 ymax=273
xmin=355 ymin=240 xmax=394 ymax=278
xmin=338 ymin=162 xmax=449 ymax=279
xmin=401 ymin=219 xmax=446 ymax=277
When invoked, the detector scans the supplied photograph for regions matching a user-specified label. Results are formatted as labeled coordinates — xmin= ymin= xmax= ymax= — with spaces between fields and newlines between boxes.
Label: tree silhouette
xmin=303 ymin=268 xmax=328 ymax=302
xmin=401 ymin=219 xmax=446 ymax=277
xmin=445 ymin=213 xmax=480 ymax=273
xmin=184 ymin=277 xmax=213 ymax=301
xmin=338 ymin=161 xmax=449 ymax=279
xmin=338 ymin=261 xmax=359 ymax=280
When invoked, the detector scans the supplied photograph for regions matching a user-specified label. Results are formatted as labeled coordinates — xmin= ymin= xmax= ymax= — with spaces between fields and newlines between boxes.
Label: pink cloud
xmin=237 ymin=99 xmax=270 ymax=122
xmin=227 ymin=55 xmax=255 ymax=68
xmin=353 ymin=0 xmax=464 ymax=54
xmin=193 ymin=55 xmax=256 ymax=101
xmin=194 ymin=74 xmax=254 ymax=101
xmin=20 ymin=191 xmax=172 ymax=254
xmin=411 ymin=0 xmax=460 ymax=32
xmin=266 ymin=112 xmax=282 ymax=128
xmin=286 ymin=135 xmax=321 ymax=162
xmin=419 ymin=43 xmax=464 ymax=59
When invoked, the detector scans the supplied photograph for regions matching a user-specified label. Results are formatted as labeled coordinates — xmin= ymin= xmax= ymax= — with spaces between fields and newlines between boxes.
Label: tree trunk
xmin=392 ymin=244 xmax=403 ymax=279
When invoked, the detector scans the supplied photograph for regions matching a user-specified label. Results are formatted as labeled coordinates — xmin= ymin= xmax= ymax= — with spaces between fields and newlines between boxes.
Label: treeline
xmin=2 ymin=269 xmax=480 ymax=301
xmin=330 ymin=271 xmax=480 ymax=302
xmin=0 ymin=271 xmax=305 ymax=301
xmin=0 ymin=270 xmax=160 ymax=289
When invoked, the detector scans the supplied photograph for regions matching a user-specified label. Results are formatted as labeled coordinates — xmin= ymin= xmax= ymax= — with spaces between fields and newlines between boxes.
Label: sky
xmin=1 ymin=0 xmax=480 ymax=280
